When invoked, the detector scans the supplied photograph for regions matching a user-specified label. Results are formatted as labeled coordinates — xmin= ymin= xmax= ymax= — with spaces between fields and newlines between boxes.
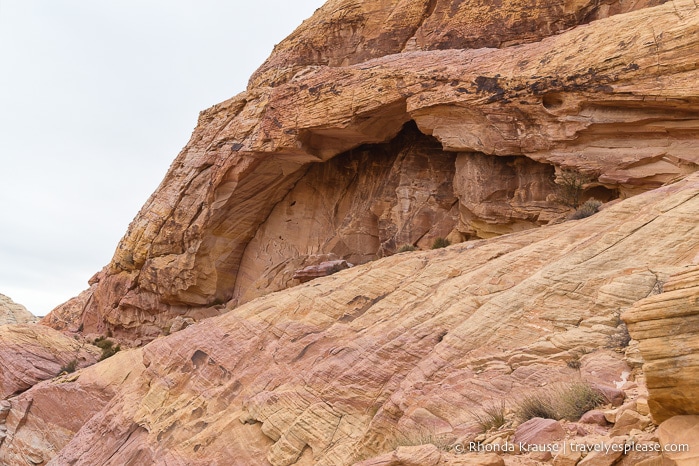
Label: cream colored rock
xmin=610 ymin=410 xmax=651 ymax=437
xmin=0 ymin=294 xmax=36 ymax=325
xmin=578 ymin=448 xmax=623 ymax=466
xmin=553 ymin=446 xmax=582 ymax=466
xmin=656 ymin=416 xmax=699 ymax=466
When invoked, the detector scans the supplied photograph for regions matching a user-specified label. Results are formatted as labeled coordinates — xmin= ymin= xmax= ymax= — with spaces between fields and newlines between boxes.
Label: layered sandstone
xmin=0 ymin=294 xmax=36 ymax=325
xmin=0 ymin=325 xmax=99 ymax=399
xmin=5 ymin=172 xmax=698 ymax=465
xmin=623 ymin=265 xmax=699 ymax=423
xmin=42 ymin=0 xmax=699 ymax=339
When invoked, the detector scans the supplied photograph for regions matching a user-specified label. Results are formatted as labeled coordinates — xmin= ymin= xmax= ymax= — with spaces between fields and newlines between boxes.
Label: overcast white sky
xmin=0 ymin=0 xmax=326 ymax=316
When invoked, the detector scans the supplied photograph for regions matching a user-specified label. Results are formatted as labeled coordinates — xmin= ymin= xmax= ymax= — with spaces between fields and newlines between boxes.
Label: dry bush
xmin=431 ymin=237 xmax=450 ymax=249
xmin=569 ymin=198 xmax=602 ymax=220
xmin=471 ymin=401 xmax=508 ymax=433
xmin=517 ymin=382 xmax=604 ymax=422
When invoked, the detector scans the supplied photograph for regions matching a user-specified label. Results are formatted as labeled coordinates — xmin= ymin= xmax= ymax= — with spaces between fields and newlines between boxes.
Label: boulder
xmin=657 ymin=416 xmax=699 ymax=466
xmin=513 ymin=418 xmax=565 ymax=448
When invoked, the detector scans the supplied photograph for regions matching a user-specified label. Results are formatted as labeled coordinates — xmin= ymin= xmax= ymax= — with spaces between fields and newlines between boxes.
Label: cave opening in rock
xmin=231 ymin=121 xmax=460 ymax=303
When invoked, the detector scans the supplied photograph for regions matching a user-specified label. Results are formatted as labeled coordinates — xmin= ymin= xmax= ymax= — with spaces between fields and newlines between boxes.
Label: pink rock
xmin=593 ymin=384 xmax=625 ymax=407
xmin=579 ymin=410 xmax=610 ymax=427
xmin=513 ymin=417 xmax=566 ymax=447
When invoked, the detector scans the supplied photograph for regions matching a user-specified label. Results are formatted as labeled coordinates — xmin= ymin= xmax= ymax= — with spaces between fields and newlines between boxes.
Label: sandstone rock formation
xmin=0 ymin=348 xmax=144 ymax=465
xmin=0 ymin=294 xmax=36 ymax=325
xmin=42 ymin=0 xmax=699 ymax=341
xmin=5 ymin=172 xmax=698 ymax=465
xmin=0 ymin=325 xmax=99 ymax=400
xmin=623 ymin=265 xmax=699 ymax=423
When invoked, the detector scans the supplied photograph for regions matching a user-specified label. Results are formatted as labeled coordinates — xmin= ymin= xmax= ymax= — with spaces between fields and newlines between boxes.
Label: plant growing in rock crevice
xmin=569 ymin=198 xmax=602 ymax=220
xmin=517 ymin=382 xmax=604 ymax=422
xmin=93 ymin=336 xmax=121 ymax=361
xmin=58 ymin=359 xmax=78 ymax=375
xmin=431 ymin=237 xmax=450 ymax=249
xmin=555 ymin=169 xmax=593 ymax=209
xmin=471 ymin=400 xmax=508 ymax=433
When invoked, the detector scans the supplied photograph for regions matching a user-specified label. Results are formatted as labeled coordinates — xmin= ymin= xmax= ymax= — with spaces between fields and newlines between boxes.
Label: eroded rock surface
xmin=0 ymin=325 xmax=99 ymax=399
xmin=42 ymin=0 xmax=699 ymax=339
xmin=9 ymin=172 xmax=699 ymax=465
xmin=0 ymin=294 xmax=36 ymax=326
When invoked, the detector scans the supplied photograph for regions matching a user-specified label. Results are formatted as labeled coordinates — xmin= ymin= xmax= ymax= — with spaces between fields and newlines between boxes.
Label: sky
xmin=0 ymin=0 xmax=326 ymax=316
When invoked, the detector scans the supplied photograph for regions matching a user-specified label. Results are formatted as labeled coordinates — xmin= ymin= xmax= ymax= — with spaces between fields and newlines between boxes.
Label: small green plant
xmin=431 ymin=237 xmax=450 ymax=249
xmin=569 ymin=198 xmax=602 ymax=220
xmin=397 ymin=244 xmax=418 ymax=253
xmin=471 ymin=401 xmax=507 ymax=433
xmin=93 ymin=336 xmax=121 ymax=361
xmin=517 ymin=382 xmax=604 ymax=422
xmin=59 ymin=359 xmax=78 ymax=374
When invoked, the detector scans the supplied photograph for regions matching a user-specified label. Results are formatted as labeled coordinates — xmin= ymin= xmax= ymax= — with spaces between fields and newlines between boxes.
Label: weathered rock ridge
xmin=42 ymin=0 xmax=699 ymax=340
xmin=0 ymin=294 xmax=36 ymax=326
xmin=6 ymin=168 xmax=699 ymax=465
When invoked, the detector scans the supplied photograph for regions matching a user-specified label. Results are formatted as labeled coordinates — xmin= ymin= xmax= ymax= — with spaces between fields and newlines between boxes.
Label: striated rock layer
xmin=42 ymin=0 xmax=699 ymax=339
xmin=0 ymin=294 xmax=36 ymax=326
xmin=0 ymin=325 xmax=99 ymax=399
xmin=6 ymin=172 xmax=698 ymax=465
xmin=624 ymin=265 xmax=699 ymax=423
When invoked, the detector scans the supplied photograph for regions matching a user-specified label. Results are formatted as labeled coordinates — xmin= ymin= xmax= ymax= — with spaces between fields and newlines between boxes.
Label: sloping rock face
xmin=0 ymin=348 xmax=144 ymax=466
xmin=42 ymin=0 xmax=699 ymax=340
xmin=0 ymin=294 xmax=36 ymax=325
xmin=0 ymin=325 xmax=99 ymax=399
xmin=623 ymin=265 xmax=699 ymax=423
xmin=7 ymin=173 xmax=698 ymax=465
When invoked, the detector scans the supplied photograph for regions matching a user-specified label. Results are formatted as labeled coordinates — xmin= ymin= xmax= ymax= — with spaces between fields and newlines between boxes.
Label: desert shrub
xmin=517 ymin=382 xmax=604 ymax=422
xmin=59 ymin=359 xmax=78 ymax=374
xmin=397 ymin=244 xmax=418 ymax=253
xmin=93 ymin=336 xmax=121 ymax=361
xmin=471 ymin=401 xmax=507 ymax=433
xmin=558 ymin=383 xmax=605 ymax=420
xmin=555 ymin=169 xmax=593 ymax=208
xmin=431 ymin=237 xmax=450 ymax=249
xmin=569 ymin=198 xmax=602 ymax=220
xmin=517 ymin=392 xmax=560 ymax=421
xmin=567 ymin=357 xmax=582 ymax=370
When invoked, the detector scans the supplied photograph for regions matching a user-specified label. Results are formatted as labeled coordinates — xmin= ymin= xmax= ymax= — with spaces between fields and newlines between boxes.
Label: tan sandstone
xmin=42 ymin=0 xmax=699 ymax=341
